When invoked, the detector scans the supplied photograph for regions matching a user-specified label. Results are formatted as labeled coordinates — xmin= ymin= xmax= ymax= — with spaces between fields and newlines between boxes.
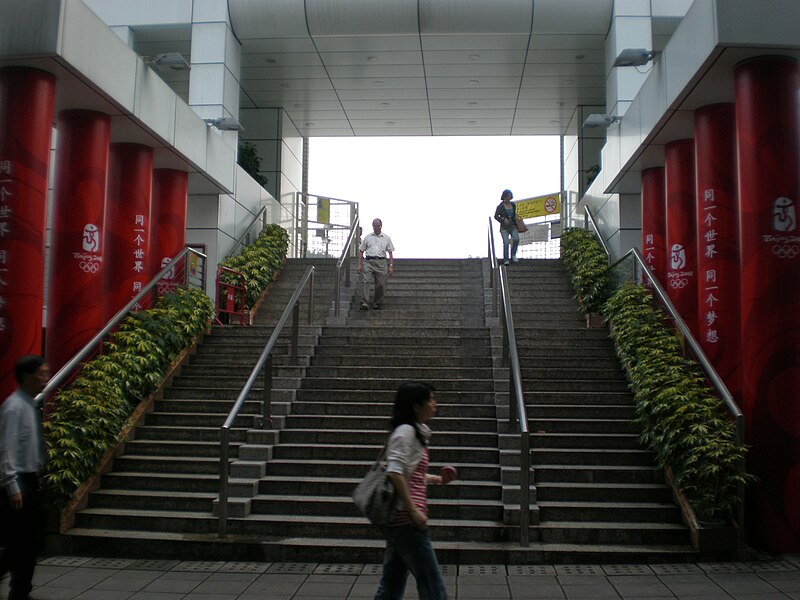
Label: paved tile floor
xmin=2 ymin=555 xmax=799 ymax=599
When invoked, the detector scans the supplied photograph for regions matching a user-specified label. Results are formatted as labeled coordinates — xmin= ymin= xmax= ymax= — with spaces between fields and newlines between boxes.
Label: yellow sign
xmin=515 ymin=193 xmax=561 ymax=220
xmin=317 ymin=198 xmax=330 ymax=224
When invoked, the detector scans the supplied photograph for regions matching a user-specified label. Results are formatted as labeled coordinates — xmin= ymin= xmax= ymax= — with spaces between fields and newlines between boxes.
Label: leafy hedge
xmin=218 ymin=224 xmax=288 ymax=308
xmin=42 ymin=287 xmax=214 ymax=509
xmin=603 ymin=283 xmax=753 ymax=519
xmin=560 ymin=227 xmax=611 ymax=314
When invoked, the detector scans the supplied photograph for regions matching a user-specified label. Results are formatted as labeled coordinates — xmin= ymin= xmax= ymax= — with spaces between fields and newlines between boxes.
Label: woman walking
xmin=374 ymin=382 xmax=450 ymax=600
xmin=494 ymin=188 xmax=519 ymax=265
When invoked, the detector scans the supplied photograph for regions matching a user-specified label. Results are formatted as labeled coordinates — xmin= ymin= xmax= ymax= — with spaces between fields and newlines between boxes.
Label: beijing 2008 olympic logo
xmin=72 ymin=223 xmax=102 ymax=274
xmin=767 ymin=197 xmax=799 ymax=260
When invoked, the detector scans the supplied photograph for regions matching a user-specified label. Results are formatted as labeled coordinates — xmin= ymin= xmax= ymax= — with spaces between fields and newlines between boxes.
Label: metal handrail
xmin=225 ymin=206 xmax=267 ymax=259
xmin=334 ymin=215 xmax=360 ymax=317
xmin=487 ymin=218 xmax=530 ymax=547
xmin=36 ymin=247 xmax=207 ymax=404
xmin=584 ymin=206 xmax=745 ymax=543
xmin=487 ymin=217 xmax=498 ymax=317
xmin=498 ymin=264 xmax=531 ymax=547
xmin=218 ymin=265 xmax=316 ymax=538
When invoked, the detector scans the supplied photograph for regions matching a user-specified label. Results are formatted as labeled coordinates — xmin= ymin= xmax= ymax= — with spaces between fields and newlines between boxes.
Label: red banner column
xmin=0 ymin=68 xmax=56 ymax=399
xmin=664 ymin=139 xmax=698 ymax=335
xmin=46 ymin=110 xmax=111 ymax=372
xmin=104 ymin=143 xmax=153 ymax=319
xmin=150 ymin=169 xmax=188 ymax=282
xmin=641 ymin=167 xmax=667 ymax=283
xmin=735 ymin=56 xmax=800 ymax=553
xmin=694 ymin=103 xmax=740 ymax=398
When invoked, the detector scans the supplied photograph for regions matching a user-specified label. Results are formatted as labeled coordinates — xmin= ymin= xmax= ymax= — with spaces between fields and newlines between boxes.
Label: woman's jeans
xmin=374 ymin=524 xmax=448 ymax=600
xmin=499 ymin=227 xmax=519 ymax=261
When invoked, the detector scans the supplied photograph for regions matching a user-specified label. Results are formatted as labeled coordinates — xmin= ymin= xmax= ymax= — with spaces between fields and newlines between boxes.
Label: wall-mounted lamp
xmin=613 ymin=48 xmax=657 ymax=68
xmin=205 ymin=117 xmax=244 ymax=132
xmin=145 ymin=52 xmax=190 ymax=71
xmin=583 ymin=114 xmax=621 ymax=129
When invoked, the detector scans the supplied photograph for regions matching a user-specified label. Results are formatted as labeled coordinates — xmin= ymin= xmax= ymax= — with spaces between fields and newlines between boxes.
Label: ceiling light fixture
xmin=583 ymin=113 xmax=621 ymax=128
xmin=469 ymin=54 xmax=481 ymax=61
xmin=613 ymin=48 xmax=657 ymax=67
xmin=467 ymin=120 xmax=477 ymax=126
xmin=144 ymin=52 xmax=190 ymax=71
xmin=367 ymin=56 xmax=378 ymax=62
xmin=373 ymin=80 xmax=385 ymax=87
xmin=204 ymin=117 xmax=244 ymax=131
xmin=468 ymin=102 xmax=479 ymax=107
xmin=467 ymin=79 xmax=479 ymax=86
xmin=264 ymin=58 xmax=276 ymax=64
xmin=380 ymin=102 xmax=391 ymax=108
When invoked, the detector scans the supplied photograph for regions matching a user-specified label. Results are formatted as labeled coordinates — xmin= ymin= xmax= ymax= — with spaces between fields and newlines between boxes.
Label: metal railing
xmin=37 ymin=247 xmax=207 ymax=404
xmin=487 ymin=219 xmax=531 ymax=547
xmin=584 ymin=207 xmax=745 ymax=543
xmin=334 ymin=215 xmax=360 ymax=317
xmin=225 ymin=206 xmax=267 ymax=259
xmin=217 ymin=266 xmax=316 ymax=538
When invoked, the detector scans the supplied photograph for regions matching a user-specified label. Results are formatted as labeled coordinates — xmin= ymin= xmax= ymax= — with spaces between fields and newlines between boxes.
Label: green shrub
xmin=560 ymin=227 xmax=611 ymax=314
xmin=218 ymin=224 xmax=288 ymax=308
xmin=603 ymin=283 xmax=754 ymax=520
xmin=42 ymin=287 xmax=214 ymax=509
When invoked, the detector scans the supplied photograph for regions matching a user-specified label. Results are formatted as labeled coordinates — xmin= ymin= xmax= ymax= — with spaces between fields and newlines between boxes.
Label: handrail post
xmin=291 ymin=301 xmax=300 ymax=365
xmin=307 ymin=269 xmax=315 ymax=324
xmin=218 ymin=427 xmax=230 ymax=538
xmin=262 ymin=354 xmax=273 ymax=427
xmin=519 ymin=431 xmax=530 ymax=546
xmin=510 ymin=370 xmax=519 ymax=432
xmin=345 ymin=254 xmax=351 ymax=287
xmin=334 ymin=269 xmax=341 ymax=317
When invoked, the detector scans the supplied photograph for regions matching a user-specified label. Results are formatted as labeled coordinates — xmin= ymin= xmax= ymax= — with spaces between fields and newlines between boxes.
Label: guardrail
xmin=334 ymin=215 xmax=360 ymax=317
xmin=36 ymin=247 xmax=207 ymax=405
xmin=487 ymin=219 xmax=531 ymax=547
xmin=217 ymin=266 xmax=316 ymax=538
xmin=584 ymin=207 xmax=745 ymax=545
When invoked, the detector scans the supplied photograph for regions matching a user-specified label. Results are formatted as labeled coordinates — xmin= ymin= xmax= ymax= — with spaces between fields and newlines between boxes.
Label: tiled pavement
xmin=3 ymin=556 xmax=800 ymax=600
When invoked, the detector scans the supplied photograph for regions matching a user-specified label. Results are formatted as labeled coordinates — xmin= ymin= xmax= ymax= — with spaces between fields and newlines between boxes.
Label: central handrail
xmin=36 ymin=247 xmax=207 ymax=404
xmin=334 ymin=214 xmax=360 ymax=316
xmin=217 ymin=265 xmax=316 ymax=538
xmin=585 ymin=206 xmax=745 ymax=543
xmin=487 ymin=218 xmax=530 ymax=547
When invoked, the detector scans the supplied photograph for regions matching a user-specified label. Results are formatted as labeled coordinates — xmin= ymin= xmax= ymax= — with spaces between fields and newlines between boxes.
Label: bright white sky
xmin=308 ymin=136 xmax=561 ymax=258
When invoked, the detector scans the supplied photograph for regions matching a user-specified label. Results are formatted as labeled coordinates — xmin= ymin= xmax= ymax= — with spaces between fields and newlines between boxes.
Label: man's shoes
xmin=360 ymin=302 xmax=369 ymax=311
xmin=503 ymin=260 xmax=510 ymax=266
xmin=512 ymin=257 xmax=520 ymax=263
xmin=372 ymin=303 xmax=381 ymax=310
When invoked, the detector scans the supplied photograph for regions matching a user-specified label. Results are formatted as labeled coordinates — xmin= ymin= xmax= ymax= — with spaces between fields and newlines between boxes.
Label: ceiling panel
xmin=224 ymin=0 xmax=618 ymax=136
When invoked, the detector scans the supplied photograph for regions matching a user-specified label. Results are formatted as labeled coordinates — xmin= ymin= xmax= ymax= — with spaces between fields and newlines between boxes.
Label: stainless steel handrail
xmin=487 ymin=218 xmax=530 ymax=547
xmin=36 ymin=247 xmax=207 ymax=404
xmin=334 ymin=215 xmax=360 ymax=317
xmin=498 ymin=264 xmax=531 ymax=547
xmin=218 ymin=265 xmax=316 ymax=538
xmin=584 ymin=206 xmax=745 ymax=543
xmin=487 ymin=217 xmax=499 ymax=317
xmin=225 ymin=206 xmax=267 ymax=259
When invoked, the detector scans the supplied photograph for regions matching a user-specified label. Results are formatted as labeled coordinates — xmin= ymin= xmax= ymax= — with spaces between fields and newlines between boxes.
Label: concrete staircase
xmin=505 ymin=260 xmax=692 ymax=558
xmin=58 ymin=257 xmax=698 ymax=563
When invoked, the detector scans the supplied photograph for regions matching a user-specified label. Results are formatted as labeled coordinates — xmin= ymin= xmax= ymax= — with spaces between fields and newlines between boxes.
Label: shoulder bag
xmin=352 ymin=439 xmax=397 ymax=525
xmin=515 ymin=214 xmax=529 ymax=233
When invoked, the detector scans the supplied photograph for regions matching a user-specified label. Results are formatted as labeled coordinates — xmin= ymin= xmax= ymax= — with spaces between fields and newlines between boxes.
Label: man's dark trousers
xmin=0 ymin=474 xmax=45 ymax=600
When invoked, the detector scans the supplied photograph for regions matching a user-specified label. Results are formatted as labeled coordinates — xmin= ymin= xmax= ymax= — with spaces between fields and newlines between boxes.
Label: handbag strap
xmin=373 ymin=436 xmax=390 ymax=465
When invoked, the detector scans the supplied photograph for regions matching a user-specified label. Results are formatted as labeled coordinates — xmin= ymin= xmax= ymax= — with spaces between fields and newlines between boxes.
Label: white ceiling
xmin=137 ymin=0 xmax=619 ymax=137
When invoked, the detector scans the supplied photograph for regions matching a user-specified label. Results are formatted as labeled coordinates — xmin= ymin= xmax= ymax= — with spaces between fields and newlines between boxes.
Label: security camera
xmin=583 ymin=114 xmax=620 ymax=129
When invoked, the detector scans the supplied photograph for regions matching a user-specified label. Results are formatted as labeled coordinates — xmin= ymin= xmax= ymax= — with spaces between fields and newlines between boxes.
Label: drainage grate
xmin=439 ymin=565 xmax=457 ymax=576
xmin=750 ymin=561 xmax=797 ymax=572
xmin=362 ymin=564 xmax=383 ymax=576
xmin=83 ymin=558 xmax=135 ymax=570
xmin=314 ymin=564 xmax=363 ymax=575
xmin=459 ymin=565 xmax=506 ymax=576
xmin=649 ymin=564 xmax=703 ymax=575
xmin=602 ymin=565 xmax=654 ymax=576
xmin=38 ymin=556 xmax=92 ymax=567
xmin=507 ymin=565 xmax=556 ymax=576
xmin=555 ymin=565 xmax=603 ymax=576
xmin=219 ymin=562 xmax=271 ymax=574
xmin=128 ymin=559 xmax=180 ymax=571
xmin=172 ymin=561 xmax=225 ymax=572
xmin=268 ymin=562 xmax=317 ymax=574
xmin=699 ymin=562 xmax=753 ymax=574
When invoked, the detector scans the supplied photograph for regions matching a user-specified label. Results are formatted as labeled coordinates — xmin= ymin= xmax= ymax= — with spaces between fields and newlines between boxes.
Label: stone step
xmin=311 ymin=355 xmax=493 ymax=368
xmin=299 ymin=377 xmax=495 ymax=392
xmin=528 ymin=418 xmax=640 ymax=434
xmin=296 ymin=389 xmax=497 ymax=403
xmin=521 ymin=368 xmax=627 ymax=382
xmin=528 ymin=405 xmax=635 ymax=419
xmin=535 ymin=482 xmax=673 ymax=503
xmin=533 ymin=464 xmax=664 ymax=485
xmin=123 ymin=439 xmax=238 ymax=458
xmin=264 ymin=459 xmax=500 ymax=481
xmin=271 ymin=444 xmax=498 ymax=463
xmin=284 ymin=414 xmax=496 ymax=431
xmin=536 ymin=520 xmax=690 ymax=546
xmin=277 ymin=429 xmax=497 ymax=447
xmin=134 ymin=426 xmax=248 ymax=443
xmin=531 ymin=448 xmax=655 ymax=467
xmin=256 ymin=476 xmax=501 ymax=500
xmin=100 ymin=472 xmax=221 ymax=493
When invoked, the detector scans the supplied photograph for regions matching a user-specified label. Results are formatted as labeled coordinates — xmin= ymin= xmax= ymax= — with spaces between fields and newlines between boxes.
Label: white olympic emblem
xmin=79 ymin=261 xmax=100 ymax=273
xmin=772 ymin=244 xmax=799 ymax=259
xmin=670 ymin=277 xmax=689 ymax=289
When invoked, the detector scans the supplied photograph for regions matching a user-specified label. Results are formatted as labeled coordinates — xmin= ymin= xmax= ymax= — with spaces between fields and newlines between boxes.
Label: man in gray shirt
xmin=357 ymin=218 xmax=395 ymax=310
xmin=0 ymin=355 xmax=50 ymax=600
